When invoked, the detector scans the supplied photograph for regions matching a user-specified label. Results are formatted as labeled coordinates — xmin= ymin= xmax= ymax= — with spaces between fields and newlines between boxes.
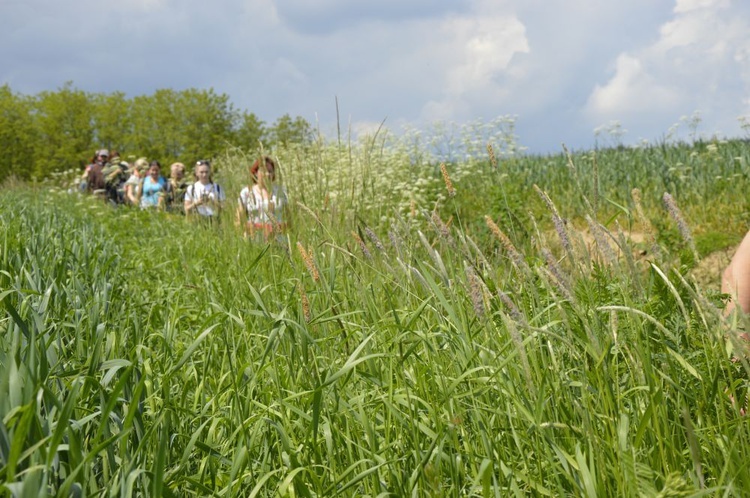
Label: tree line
xmin=0 ymin=83 xmax=313 ymax=182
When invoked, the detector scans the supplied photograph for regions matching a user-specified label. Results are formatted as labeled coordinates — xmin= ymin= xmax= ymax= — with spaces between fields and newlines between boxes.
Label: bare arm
xmin=722 ymin=230 xmax=750 ymax=315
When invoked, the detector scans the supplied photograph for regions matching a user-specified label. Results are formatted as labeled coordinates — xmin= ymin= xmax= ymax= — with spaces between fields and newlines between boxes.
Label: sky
xmin=2 ymin=0 xmax=750 ymax=154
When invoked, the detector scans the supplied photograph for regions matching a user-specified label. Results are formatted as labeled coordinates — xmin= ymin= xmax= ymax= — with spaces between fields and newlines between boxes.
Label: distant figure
xmin=166 ymin=162 xmax=188 ymax=213
xmin=237 ymin=156 xmax=287 ymax=241
xmin=184 ymin=160 xmax=225 ymax=219
xmin=84 ymin=149 xmax=109 ymax=194
xmin=124 ymin=157 xmax=149 ymax=206
xmin=140 ymin=160 xmax=168 ymax=209
xmin=101 ymin=151 xmax=130 ymax=204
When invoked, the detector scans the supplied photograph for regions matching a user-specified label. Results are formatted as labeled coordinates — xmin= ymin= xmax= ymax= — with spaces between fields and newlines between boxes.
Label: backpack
xmin=102 ymin=161 xmax=129 ymax=204
xmin=86 ymin=163 xmax=105 ymax=193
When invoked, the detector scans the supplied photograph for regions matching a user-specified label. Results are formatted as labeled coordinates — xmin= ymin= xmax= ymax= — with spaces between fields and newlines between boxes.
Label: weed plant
xmin=2 ymin=132 xmax=750 ymax=496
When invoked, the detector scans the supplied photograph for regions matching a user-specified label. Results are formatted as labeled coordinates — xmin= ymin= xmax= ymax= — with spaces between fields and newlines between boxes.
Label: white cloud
xmin=2 ymin=0 xmax=750 ymax=152
xmin=587 ymin=54 xmax=681 ymax=115
xmin=420 ymin=13 xmax=529 ymax=121
xmin=674 ymin=0 xmax=729 ymax=14
xmin=443 ymin=15 xmax=528 ymax=96
xmin=585 ymin=0 xmax=750 ymax=137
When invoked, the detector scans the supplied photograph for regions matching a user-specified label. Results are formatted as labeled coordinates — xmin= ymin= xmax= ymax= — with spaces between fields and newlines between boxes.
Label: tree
xmin=91 ymin=91 xmax=132 ymax=156
xmin=32 ymin=82 xmax=94 ymax=177
xmin=129 ymin=89 xmax=180 ymax=161
xmin=178 ymin=88 xmax=238 ymax=162
xmin=0 ymin=83 xmax=316 ymax=181
xmin=267 ymin=114 xmax=313 ymax=148
xmin=233 ymin=110 xmax=267 ymax=152
xmin=0 ymin=85 xmax=36 ymax=182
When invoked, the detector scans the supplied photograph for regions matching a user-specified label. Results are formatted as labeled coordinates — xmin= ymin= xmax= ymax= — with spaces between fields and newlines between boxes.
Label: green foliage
xmin=6 ymin=111 xmax=750 ymax=495
xmin=32 ymin=82 xmax=95 ymax=178
xmin=92 ymin=90 xmax=131 ymax=153
xmin=0 ymin=85 xmax=36 ymax=181
xmin=0 ymin=84 xmax=312 ymax=183
xmin=267 ymin=114 xmax=314 ymax=148
xmin=695 ymin=231 xmax=742 ymax=257
xmin=3 ymin=127 xmax=750 ymax=495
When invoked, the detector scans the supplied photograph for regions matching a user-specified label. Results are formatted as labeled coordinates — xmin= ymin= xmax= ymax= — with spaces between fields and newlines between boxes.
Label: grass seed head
xmin=364 ymin=226 xmax=386 ymax=253
xmin=431 ymin=210 xmax=456 ymax=247
xmin=297 ymin=241 xmax=319 ymax=282
xmin=497 ymin=288 xmax=526 ymax=324
xmin=484 ymin=215 xmax=529 ymax=273
xmin=541 ymin=247 xmax=574 ymax=302
xmin=533 ymin=184 xmax=573 ymax=260
xmin=298 ymin=282 xmax=311 ymax=322
xmin=388 ymin=229 xmax=405 ymax=256
xmin=465 ymin=263 xmax=486 ymax=318
xmin=487 ymin=143 xmax=497 ymax=169
xmin=352 ymin=230 xmax=372 ymax=260
xmin=662 ymin=192 xmax=699 ymax=261
xmin=440 ymin=163 xmax=456 ymax=198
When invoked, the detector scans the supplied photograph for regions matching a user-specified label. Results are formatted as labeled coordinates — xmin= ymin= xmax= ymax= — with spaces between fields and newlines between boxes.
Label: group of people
xmin=78 ymin=149 xmax=287 ymax=241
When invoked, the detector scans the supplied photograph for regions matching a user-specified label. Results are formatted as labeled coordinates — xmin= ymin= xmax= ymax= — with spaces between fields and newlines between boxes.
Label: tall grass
xmin=2 ymin=132 xmax=750 ymax=496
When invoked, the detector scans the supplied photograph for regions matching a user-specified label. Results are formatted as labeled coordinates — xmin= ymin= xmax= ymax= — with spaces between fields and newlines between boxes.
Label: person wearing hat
xmin=124 ymin=157 xmax=148 ymax=206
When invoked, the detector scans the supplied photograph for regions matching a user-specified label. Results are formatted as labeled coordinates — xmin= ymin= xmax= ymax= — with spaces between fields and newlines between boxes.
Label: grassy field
xmin=2 ymin=134 xmax=750 ymax=496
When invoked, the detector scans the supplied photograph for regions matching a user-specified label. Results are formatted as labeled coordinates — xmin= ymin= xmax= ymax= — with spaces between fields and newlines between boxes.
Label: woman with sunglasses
xmin=184 ymin=160 xmax=225 ymax=219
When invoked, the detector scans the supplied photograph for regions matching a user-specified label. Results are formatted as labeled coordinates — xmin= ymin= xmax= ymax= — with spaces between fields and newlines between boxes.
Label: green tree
xmin=0 ymin=83 xmax=316 ymax=181
xmin=129 ymin=88 xmax=238 ymax=165
xmin=0 ymin=85 xmax=36 ymax=182
xmin=179 ymin=88 xmax=238 ymax=162
xmin=233 ymin=110 xmax=267 ymax=152
xmin=32 ymin=82 xmax=95 ymax=177
xmin=91 ymin=91 xmax=132 ymax=156
xmin=130 ymin=89 xmax=181 ymax=162
xmin=267 ymin=114 xmax=313 ymax=148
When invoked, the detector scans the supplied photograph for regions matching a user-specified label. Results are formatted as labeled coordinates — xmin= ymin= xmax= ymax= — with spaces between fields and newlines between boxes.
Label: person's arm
xmin=210 ymin=184 xmax=225 ymax=213
xmin=184 ymin=185 xmax=200 ymax=214
xmin=723 ymin=230 xmax=750 ymax=316
xmin=125 ymin=182 xmax=136 ymax=205
xmin=157 ymin=178 xmax=168 ymax=210
xmin=235 ymin=194 xmax=246 ymax=228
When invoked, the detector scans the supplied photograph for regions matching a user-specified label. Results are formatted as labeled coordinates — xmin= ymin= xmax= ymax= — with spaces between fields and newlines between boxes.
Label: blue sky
xmin=2 ymin=0 xmax=749 ymax=154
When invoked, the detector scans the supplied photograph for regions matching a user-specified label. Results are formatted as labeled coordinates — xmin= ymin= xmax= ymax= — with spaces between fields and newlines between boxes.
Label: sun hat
xmin=97 ymin=149 xmax=109 ymax=157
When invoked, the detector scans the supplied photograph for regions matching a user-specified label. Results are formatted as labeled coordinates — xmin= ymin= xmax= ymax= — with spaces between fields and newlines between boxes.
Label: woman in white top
xmin=184 ymin=160 xmax=225 ymax=219
xmin=237 ymin=156 xmax=287 ymax=240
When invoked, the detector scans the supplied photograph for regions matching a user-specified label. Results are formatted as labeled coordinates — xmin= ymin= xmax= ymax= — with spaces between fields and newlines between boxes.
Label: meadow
xmin=2 ymin=124 xmax=750 ymax=496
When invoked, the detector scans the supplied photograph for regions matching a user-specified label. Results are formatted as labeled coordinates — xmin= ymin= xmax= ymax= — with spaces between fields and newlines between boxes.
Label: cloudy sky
xmin=2 ymin=0 xmax=749 ymax=153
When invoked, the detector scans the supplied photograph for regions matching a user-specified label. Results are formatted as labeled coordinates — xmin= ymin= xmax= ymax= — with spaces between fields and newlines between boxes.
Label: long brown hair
xmin=249 ymin=156 xmax=277 ymax=184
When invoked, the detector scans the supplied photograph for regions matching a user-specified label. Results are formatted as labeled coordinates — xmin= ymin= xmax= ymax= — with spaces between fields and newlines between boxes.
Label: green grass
xmin=2 ymin=136 xmax=750 ymax=496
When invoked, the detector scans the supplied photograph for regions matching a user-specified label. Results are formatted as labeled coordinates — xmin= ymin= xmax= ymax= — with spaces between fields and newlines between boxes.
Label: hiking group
xmin=78 ymin=149 xmax=287 ymax=241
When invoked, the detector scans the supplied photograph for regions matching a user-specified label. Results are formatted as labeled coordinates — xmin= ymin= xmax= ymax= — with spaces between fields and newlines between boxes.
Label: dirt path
xmin=692 ymin=245 xmax=735 ymax=290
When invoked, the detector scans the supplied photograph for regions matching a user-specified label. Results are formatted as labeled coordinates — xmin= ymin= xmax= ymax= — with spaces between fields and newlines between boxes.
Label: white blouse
xmin=239 ymin=184 xmax=287 ymax=224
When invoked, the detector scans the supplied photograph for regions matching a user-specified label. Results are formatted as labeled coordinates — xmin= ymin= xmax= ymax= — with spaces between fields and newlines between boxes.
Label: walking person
xmin=166 ymin=162 xmax=188 ymax=214
xmin=124 ymin=158 xmax=148 ymax=206
xmin=83 ymin=149 xmax=109 ymax=195
xmin=140 ymin=160 xmax=168 ymax=210
xmin=236 ymin=156 xmax=288 ymax=241
xmin=184 ymin=160 xmax=225 ymax=220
